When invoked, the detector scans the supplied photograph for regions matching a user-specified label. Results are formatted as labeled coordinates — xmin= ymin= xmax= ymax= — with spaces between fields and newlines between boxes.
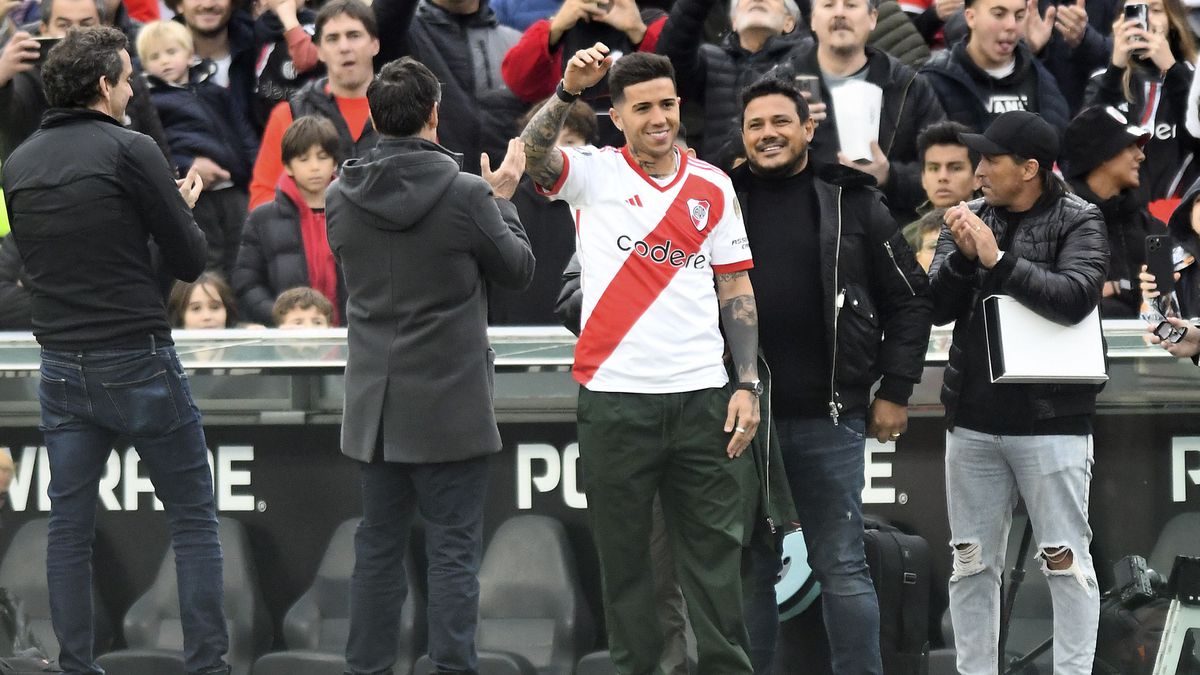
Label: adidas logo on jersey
xmin=626 ymin=195 xmax=644 ymax=207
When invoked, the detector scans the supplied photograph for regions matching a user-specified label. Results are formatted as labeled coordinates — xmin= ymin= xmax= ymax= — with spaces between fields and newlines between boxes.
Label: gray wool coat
xmin=326 ymin=136 xmax=535 ymax=463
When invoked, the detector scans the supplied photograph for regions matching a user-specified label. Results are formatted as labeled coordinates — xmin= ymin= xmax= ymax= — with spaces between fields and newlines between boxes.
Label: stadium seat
xmin=414 ymin=515 xmax=595 ymax=675
xmin=96 ymin=517 xmax=272 ymax=675
xmin=251 ymin=518 xmax=426 ymax=675
xmin=0 ymin=517 xmax=113 ymax=658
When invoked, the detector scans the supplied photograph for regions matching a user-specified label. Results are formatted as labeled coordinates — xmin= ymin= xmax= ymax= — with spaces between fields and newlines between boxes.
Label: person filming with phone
xmin=1140 ymin=181 xmax=1200 ymax=358
xmin=0 ymin=0 xmax=166 ymax=163
xmin=1083 ymin=0 xmax=1198 ymax=204
xmin=2 ymin=25 xmax=232 ymax=675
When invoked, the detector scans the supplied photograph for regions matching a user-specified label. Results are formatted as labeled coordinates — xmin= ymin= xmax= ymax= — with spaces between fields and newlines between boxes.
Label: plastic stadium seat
xmin=96 ymin=517 xmax=272 ymax=675
xmin=252 ymin=518 xmax=426 ymax=675
xmin=573 ymin=650 xmax=617 ymax=675
xmin=1150 ymin=512 xmax=1200 ymax=575
xmin=415 ymin=515 xmax=595 ymax=675
xmin=0 ymin=517 xmax=113 ymax=658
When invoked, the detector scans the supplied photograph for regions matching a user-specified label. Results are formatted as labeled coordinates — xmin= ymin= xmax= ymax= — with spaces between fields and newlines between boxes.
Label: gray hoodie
xmin=327 ymin=136 xmax=534 ymax=463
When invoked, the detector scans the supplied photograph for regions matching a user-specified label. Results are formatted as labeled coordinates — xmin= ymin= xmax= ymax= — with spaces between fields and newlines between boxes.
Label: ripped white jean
xmin=944 ymin=427 xmax=1100 ymax=675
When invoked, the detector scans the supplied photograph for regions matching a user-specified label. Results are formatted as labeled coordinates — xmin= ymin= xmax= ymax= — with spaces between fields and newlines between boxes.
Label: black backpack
xmin=863 ymin=517 xmax=931 ymax=675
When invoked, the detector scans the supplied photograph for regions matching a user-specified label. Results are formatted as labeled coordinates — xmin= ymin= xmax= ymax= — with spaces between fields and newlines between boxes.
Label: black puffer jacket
xmin=929 ymin=190 xmax=1109 ymax=426
xmin=732 ymin=161 xmax=933 ymax=417
xmin=232 ymin=184 xmax=346 ymax=326
xmin=920 ymin=41 xmax=1070 ymax=134
xmin=655 ymin=0 xmax=812 ymax=168
xmin=771 ymin=39 xmax=946 ymax=223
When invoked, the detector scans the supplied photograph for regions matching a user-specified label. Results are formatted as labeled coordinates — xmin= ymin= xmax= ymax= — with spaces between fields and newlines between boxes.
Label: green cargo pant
xmin=577 ymin=386 xmax=754 ymax=675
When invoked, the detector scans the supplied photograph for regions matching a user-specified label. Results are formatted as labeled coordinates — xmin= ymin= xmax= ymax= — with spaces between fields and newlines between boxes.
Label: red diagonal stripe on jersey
xmin=574 ymin=173 xmax=727 ymax=386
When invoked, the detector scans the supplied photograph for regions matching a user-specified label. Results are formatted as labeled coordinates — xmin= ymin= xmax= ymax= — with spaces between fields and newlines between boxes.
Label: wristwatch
xmin=555 ymin=80 xmax=581 ymax=103
xmin=737 ymin=380 xmax=764 ymax=397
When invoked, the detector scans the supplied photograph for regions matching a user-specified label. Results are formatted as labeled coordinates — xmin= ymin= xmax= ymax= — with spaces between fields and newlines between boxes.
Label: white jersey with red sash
xmin=538 ymin=145 xmax=753 ymax=393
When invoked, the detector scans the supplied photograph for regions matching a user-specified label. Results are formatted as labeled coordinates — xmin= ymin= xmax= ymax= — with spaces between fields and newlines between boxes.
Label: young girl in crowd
xmin=1086 ymin=0 xmax=1199 ymax=212
xmin=167 ymin=272 xmax=240 ymax=329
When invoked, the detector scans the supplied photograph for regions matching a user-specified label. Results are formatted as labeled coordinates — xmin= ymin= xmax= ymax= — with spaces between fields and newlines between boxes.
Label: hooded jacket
xmin=928 ymin=189 xmax=1108 ymax=430
xmin=655 ymin=0 xmax=812 ymax=168
xmin=326 ymin=136 xmax=535 ymax=463
xmin=144 ymin=60 xmax=258 ymax=187
xmin=919 ymin=41 xmax=1070 ymax=134
xmin=770 ymin=39 xmax=947 ymax=224
xmin=731 ymin=161 xmax=933 ymax=419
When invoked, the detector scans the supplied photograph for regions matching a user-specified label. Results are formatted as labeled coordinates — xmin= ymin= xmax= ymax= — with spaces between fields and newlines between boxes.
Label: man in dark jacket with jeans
xmin=929 ymin=110 xmax=1106 ymax=674
xmin=327 ymin=56 xmax=533 ymax=675
xmin=2 ymin=26 xmax=229 ymax=675
xmin=734 ymin=77 xmax=932 ymax=674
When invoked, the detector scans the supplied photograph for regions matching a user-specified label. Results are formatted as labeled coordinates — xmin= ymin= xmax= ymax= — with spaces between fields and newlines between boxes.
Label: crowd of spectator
xmin=4 ymin=0 xmax=1200 ymax=331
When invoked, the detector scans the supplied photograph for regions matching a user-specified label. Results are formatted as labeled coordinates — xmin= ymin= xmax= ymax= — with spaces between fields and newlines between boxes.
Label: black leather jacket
xmin=929 ymin=189 xmax=1109 ymax=426
xmin=732 ymin=162 xmax=934 ymax=420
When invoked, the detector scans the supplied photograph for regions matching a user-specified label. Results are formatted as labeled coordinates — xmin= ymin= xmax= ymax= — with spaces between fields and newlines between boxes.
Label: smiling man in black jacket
xmin=2 ymin=26 xmax=230 ymax=675
xmin=733 ymin=77 xmax=932 ymax=675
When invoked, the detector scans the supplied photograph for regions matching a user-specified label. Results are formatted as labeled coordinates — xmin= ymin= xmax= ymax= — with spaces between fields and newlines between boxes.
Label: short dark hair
xmin=517 ymin=98 xmax=598 ymax=144
xmin=167 ymin=271 xmax=238 ymax=328
xmin=315 ymin=0 xmax=377 ymax=41
xmin=272 ymin=287 xmax=334 ymax=325
xmin=40 ymin=0 xmax=106 ymax=25
xmin=739 ymin=77 xmax=810 ymax=124
xmin=368 ymin=57 xmax=440 ymax=137
xmin=282 ymin=116 xmax=342 ymax=165
xmin=42 ymin=26 xmax=126 ymax=109
xmin=916 ymin=120 xmax=978 ymax=165
xmin=608 ymin=52 xmax=676 ymax=106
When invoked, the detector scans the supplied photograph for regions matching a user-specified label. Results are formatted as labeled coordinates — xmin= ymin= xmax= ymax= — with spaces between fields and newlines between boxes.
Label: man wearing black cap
xmin=928 ymin=109 xmax=1108 ymax=674
xmin=1064 ymin=106 xmax=1159 ymax=318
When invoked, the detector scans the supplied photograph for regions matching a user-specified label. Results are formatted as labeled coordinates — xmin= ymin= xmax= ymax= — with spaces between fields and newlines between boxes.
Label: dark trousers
xmin=39 ymin=344 xmax=228 ymax=675
xmin=745 ymin=415 xmax=882 ymax=675
xmin=345 ymin=455 xmax=490 ymax=675
xmin=577 ymin=387 xmax=753 ymax=675
xmin=192 ymin=187 xmax=248 ymax=278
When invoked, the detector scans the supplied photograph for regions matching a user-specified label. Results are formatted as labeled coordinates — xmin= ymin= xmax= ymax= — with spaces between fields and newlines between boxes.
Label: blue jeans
xmin=945 ymin=428 xmax=1099 ymax=675
xmin=775 ymin=415 xmax=882 ymax=675
xmin=345 ymin=455 xmax=489 ymax=675
xmin=38 ymin=344 xmax=228 ymax=675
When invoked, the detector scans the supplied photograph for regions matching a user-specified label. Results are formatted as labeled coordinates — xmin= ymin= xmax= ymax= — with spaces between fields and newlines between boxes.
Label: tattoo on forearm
xmin=521 ymin=96 xmax=571 ymax=189
xmin=720 ymin=293 xmax=759 ymax=383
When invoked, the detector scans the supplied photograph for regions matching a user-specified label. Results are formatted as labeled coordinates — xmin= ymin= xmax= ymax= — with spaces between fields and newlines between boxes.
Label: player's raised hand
xmin=563 ymin=42 xmax=613 ymax=96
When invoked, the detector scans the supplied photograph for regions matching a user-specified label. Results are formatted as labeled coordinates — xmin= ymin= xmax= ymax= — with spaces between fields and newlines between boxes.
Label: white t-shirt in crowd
xmin=538 ymin=145 xmax=753 ymax=394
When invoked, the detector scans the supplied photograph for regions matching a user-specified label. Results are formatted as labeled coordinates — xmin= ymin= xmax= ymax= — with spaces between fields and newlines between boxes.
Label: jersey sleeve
xmin=710 ymin=189 xmax=753 ymax=274
xmin=535 ymin=145 xmax=605 ymax=206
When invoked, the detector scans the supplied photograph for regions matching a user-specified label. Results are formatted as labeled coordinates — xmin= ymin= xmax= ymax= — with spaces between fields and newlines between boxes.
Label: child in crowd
xmin=167 ymin=272 xmax=240 ymax=329
xmin=252 ymin=0 xmax=322 ymax=126
xmin=233 ymin=116 xmax=344 ymax=326
xmin=137 ymin=21 xmax=259 ymax=277
xmin=273 ymin=287 xmax=333 ymax=328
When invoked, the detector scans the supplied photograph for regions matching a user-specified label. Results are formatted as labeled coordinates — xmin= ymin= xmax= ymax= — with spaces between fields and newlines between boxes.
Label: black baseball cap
xmin=958 ymin=111 xmax=1060 ymax=170
xmin=1062 ymin=106 xmax=1150 ymax=178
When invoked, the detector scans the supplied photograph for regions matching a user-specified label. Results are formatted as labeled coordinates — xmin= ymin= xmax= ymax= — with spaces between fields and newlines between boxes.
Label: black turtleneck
xmin=741 ymin=164 xmax=832 ymax=419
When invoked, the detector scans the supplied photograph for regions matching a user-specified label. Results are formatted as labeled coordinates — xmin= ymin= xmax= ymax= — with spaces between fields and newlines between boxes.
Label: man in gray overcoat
xmin=326 ymin=56 xmax=535 ymax=675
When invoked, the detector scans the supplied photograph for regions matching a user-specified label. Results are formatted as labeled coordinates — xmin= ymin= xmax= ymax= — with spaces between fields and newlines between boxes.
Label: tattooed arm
xmin=523 ymin=42 xmax=613 ymax=189
xmin=521 ymin=96 xmax=572 ymax=189
xmin=716 ymin=269 xmax=759 ymax=458
xmin=717 ymin=270 xmax=759 ymax=383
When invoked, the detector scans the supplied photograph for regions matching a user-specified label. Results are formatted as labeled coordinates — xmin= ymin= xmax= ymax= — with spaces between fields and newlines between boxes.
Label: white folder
xmin=983 ymin=295 xmax=1108 ymax=384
